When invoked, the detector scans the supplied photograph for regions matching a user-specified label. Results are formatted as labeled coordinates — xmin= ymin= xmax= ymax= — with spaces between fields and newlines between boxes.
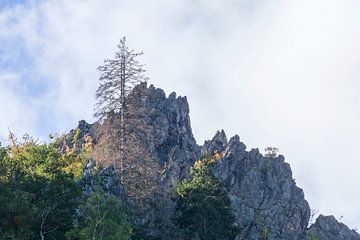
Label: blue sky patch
xmin=0 ymin=37 xmax=49 ymax=98
xmin=0 ymin=0 xmax=29 ymax=10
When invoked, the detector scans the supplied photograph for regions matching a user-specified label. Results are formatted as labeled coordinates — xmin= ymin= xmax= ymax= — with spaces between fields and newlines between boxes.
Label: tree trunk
xmin=119 ymin=59 xmax=126 ymax=181
xmin=40 ymin=230 xmax=45 ymax=240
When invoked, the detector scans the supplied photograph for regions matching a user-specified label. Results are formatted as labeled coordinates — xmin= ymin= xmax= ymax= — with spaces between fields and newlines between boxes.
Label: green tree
xmin=0 ymin=134 xmax=83 ymax=240
xmin=66 ymin=189 xmax=132 ymax=240
xmin=173 ymin=154 xmax=239 ymax=240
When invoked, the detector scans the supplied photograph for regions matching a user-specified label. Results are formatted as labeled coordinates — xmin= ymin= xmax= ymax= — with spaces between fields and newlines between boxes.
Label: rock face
xmin=306 ymin=215 xmax=360 ymax=240
xmin=67 ymin=83 xmax=358 ymax=240
xmin=131 ymin=83 xmax=201 ymax=189
xmin=81 ymin=160 xmax=126 ymax=198
xmin=71 ymin=83 xmax=200 ymax=195
xmin=204 ymin=132 xmax=310 ymax=240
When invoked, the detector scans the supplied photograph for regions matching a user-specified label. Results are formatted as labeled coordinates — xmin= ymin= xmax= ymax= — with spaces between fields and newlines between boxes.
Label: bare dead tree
xmin=93 ymin=38 xmax=160 ymax=200
xmin=120 ymin=91 xmax=160 ymax=199
xmin=39 ymin=204 xmax=58 ymax=240
xmin=92 ymin=207 xmax=106 ymax=240
xmin=93 ymin=85 xmax=161 ymax=200
xmin=264 ymin=147 xmax=279 ymax=158
xmin=8 ymin=130 xmax=19 ymax=156
xmin=94 ymin=37 xmax=148 ymax=180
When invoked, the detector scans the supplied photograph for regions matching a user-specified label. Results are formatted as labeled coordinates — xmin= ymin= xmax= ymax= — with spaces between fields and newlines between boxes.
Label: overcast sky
xmin=1 ymin=0 xmax=360 ymax=229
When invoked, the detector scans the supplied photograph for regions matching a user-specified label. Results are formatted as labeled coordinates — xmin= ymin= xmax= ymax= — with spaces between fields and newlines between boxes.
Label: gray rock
xmin=80 ymin=159 xmax=126 ymax=199
xmin=306 ymin=215 xmax=360 ymax=240
xmin=207 ymin=132 xmax=310 ymax=240
xmin=129 ymin=82 xmax=201 ymax=188
xmin=202 ymin=129 xmax=228 ymax=155
xmin=64 ymin=83 xmax=357 ymax=240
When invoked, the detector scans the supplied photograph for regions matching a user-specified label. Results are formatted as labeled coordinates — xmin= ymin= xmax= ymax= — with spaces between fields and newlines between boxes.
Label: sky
xmin=1 ymin=0 xmax=360 ymax=230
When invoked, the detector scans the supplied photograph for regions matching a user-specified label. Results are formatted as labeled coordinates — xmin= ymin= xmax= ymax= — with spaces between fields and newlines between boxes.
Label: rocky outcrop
xmin=81 ymin=161 xmax=126 ymax=198
xmin=66 ymin=83 xmax=358 ymax=240
xmin=131 ymin=83 xmax=201 ymax=189
xmin=125 ymin=83 xmax=201 ymax=238
xmin=57 ymin=119 xmax=95 ymax=154
xmin=67 ymin=83 xmax=201 ymax=239
xmin=69 ymin=82 xmax=201 ymax=196
xmin=306 ymin=215 xmax=360 ymax=240
xmin=204 ymin=131 xmax=310 ymax=240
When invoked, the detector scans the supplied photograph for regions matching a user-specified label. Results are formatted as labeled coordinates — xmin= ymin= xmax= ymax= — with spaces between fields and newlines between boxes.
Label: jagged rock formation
xmin=204 ymin=131 xmax=310 ymax=240
xmin=131 ymin=83 xmax=201 ymax=189
xmin=306 ymin=215 xmax=360 ymax=240
xmin=67 ymin=83 xmax=359 ymax=240
xmin=66 ymin=83 xmax=201 ymax=238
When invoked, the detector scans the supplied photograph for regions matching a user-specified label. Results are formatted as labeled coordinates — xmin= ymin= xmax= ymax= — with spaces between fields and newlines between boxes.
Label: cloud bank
xmin=1 ymin=0 xmax=360 ymax=229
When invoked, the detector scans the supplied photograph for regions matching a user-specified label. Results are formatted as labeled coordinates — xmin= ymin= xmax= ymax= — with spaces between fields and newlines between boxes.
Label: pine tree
xmin=94 ymin=37 xmax=148 ymax=180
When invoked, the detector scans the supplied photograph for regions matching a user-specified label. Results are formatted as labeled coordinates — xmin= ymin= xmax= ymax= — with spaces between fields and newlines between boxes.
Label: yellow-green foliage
xmin=193 ymin=150 xmax=224 ymax=172
xmin=63 ymin=135 xmax=93 ymax=179
xmin=4 ymin=132 xmax=88 ymax=181
xmin=72 ymin=128 xmax=81 ymax=146
xmin=0 ymin=133 xmax=83 ymax=239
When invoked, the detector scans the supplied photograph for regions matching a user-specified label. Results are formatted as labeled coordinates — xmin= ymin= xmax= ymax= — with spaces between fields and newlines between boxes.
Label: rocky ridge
xmin=306 ymin=215 xmax=360 ymax=240
xmin=68 ymin=83 xmax=359 ymax=240
xmin=204 ymin=131 xmax=309 ymax=239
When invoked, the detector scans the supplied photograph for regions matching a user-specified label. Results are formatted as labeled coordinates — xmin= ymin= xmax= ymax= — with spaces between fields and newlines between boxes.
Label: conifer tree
xmin=93 ymin=38 xmax=159 ymax=200
xmin=94 ymin=37 xmax=148 ymax=180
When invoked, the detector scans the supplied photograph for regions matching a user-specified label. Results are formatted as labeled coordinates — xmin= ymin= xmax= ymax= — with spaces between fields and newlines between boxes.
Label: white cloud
xmin=0 ymin=72 xmax=37 ymax=142
xmin=1 ymin=0 xmax=360 ymax=229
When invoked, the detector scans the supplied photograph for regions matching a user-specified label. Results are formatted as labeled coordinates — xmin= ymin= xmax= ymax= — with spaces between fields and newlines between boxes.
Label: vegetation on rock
xmin=173 ymin=152 xmax=239 ymax=240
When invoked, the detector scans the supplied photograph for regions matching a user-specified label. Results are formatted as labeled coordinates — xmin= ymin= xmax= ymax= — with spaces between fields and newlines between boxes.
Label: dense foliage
xmin=173 ymin=153 xmax=239 ymax=240
xmin=0 ymin=133 xmax=132 ymax=240
xmin=66 ymin=188 xmax=132 ymax=240
xmin=0 ymin=135 xmax=83 ymax=240
xmin=0 ymin=132 xmax=239 ymax=240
